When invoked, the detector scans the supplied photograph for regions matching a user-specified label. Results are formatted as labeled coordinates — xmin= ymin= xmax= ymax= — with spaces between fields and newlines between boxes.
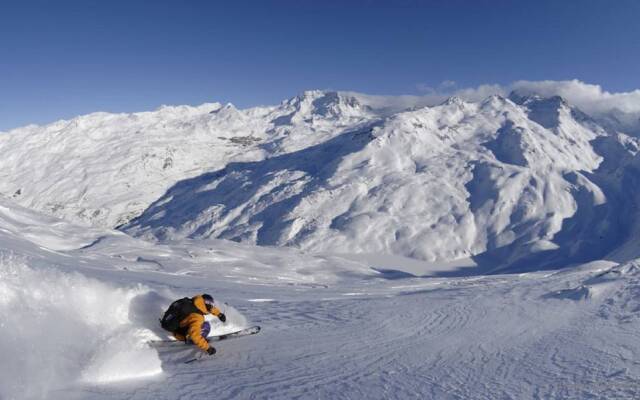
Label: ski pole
xmin=185 ymin=353 xmax=204 ymax=364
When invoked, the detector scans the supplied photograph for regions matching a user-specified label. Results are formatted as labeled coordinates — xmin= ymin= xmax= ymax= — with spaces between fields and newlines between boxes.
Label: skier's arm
xmin=209 ymin=306 xmax=226 ymax=322
xmin=186 ymin=316 xmax=210 ymax=352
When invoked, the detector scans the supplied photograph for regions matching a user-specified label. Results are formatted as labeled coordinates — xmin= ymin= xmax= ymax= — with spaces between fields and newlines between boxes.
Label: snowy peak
xmin=208 ymin=102 xmax=237 ymax=115
xmin=271 ymin=90 xmax=374 ymax=125
xmin=510 ymin=93 xmax=568 ymax=129
xmin=439 ymin=96 xmax=467 ymax=107
xmin=508 ymin=89 xmax=568 ymax=107
xmin=508 ymin=90 xmax=544 ymax=105
xmin=156 ymin=102 xmax=224 ymax=116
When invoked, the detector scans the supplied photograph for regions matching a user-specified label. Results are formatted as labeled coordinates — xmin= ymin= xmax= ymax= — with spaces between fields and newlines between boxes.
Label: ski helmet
xmin=202 ymin=294 xmax=215 ymax=310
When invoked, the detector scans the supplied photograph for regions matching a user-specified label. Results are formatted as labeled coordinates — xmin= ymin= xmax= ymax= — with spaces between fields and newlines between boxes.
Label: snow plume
xmin=0 ymin=256 xmax=161 ymax=399
xmin=206 ymin=302 xmax=249 ymax=336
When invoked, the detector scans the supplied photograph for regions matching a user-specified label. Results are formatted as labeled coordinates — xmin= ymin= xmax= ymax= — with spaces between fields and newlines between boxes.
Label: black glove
xmin=218 ymin=313 xmax=226 ymax=323
xmin=207 ymin=347 xmax=216 ymax=356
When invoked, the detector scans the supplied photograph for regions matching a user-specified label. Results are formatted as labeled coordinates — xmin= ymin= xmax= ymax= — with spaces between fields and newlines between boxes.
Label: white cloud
xmin=416 ymin=80 xmax=458 ymax=94
xmin=440 ymin=80 xmax=457 ymax=89
xmin=510 ymin=79 xmax=640 ymax=114
xmin=350 ymin=79 xmax=640 ymax=118
xmin=415 ymin=83 xmax=436 ymax=93
xmin=451 ymin=84 xmax=506 ymax=102
xmin=347 ymin=83 xmax=506 ymax=114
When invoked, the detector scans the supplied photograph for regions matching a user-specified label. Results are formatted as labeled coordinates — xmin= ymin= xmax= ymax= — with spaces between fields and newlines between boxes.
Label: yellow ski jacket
xmin=173 ymin=295 xmax=222 ymax=352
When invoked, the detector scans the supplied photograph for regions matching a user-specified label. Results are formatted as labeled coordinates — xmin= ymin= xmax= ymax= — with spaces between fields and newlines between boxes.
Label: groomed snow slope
xmin=2 ymin=197 xmax=640 ymax=400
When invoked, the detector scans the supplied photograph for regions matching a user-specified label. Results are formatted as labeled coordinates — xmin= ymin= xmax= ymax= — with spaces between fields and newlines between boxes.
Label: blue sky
xmin=1 ymin=0 xmax=639 ymax=130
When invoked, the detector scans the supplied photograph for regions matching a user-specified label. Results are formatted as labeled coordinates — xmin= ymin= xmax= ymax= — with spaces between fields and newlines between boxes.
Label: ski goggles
xmin=204 ymin=297 xmax=215 ymax=311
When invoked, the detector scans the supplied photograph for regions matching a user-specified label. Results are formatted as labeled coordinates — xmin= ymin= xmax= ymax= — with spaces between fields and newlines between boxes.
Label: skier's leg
xmin=186 ymin=322 xmax=211 ymax=344
xmin=200 ymin=321 xmax=211 ymax=338
xmin=173 ymin=326 xmax=188 ymax=342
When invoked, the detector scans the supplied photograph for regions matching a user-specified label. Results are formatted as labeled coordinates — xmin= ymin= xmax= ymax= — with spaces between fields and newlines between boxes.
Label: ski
xmin=181 ymin=326 xmax=261 ymax=364
xmin=148 ymin=325 xmax=261 ymax=346
xmin=212 ymin=325 xmax=261 ymax=341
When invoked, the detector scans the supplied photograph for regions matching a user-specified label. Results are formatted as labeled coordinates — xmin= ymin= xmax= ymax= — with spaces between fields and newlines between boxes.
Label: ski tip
xmin=246 ymin=325 xmax=261 ymax=334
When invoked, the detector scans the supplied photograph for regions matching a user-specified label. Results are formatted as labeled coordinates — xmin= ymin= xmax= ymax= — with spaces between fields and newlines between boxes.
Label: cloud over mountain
xmin=352 ymin=79 xmax=640 ymax=117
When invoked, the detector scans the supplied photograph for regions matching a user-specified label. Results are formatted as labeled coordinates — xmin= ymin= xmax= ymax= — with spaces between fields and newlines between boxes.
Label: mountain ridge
xmin=2 ymin=90 xmax=639 ymax=272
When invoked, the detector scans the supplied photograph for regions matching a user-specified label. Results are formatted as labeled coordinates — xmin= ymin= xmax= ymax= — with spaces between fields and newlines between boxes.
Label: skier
xmin=160 ymin=294 xmax=227 ymax=355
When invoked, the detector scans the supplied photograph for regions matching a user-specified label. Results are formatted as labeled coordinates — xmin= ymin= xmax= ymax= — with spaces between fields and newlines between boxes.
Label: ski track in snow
xmin=49 ymin=264 xmax=640 ymax=400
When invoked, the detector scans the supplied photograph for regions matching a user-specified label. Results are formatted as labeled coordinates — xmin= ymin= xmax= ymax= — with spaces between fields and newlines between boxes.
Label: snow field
xmin=104 ymin=259 xmax=640 ymax=400
xmin=1 ymin=199 xmax=640 ymax=398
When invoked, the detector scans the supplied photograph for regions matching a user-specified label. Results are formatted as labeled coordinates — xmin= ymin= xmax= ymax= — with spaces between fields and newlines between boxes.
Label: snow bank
xmin=0 ymin=256 xmax=161 ymax=399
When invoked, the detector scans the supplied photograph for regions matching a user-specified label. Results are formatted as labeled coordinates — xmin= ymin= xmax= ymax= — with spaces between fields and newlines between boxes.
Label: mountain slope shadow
xmin=123 ymin=125 xmax=378 ymax=244
xmin=459 ymin=136 xmax=639 ymax=277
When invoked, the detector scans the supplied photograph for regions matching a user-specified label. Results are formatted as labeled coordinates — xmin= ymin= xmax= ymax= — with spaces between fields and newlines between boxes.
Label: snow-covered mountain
xmin=0 ymin=91 xmax=372 ymax=227
xmin=2 ymin=90 xmax=640 ymax=273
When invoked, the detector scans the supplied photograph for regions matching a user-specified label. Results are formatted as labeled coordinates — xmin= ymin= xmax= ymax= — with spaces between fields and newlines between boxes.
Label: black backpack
xmin=160 ymin=297 xmax=203 ymax=332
